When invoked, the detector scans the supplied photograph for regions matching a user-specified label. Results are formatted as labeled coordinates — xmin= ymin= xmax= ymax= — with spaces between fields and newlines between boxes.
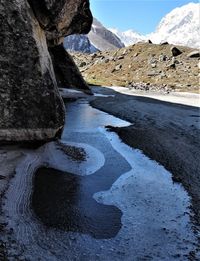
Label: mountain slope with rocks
xmin=72 ymin=42 xmax=199 ymax=93
xmin=87 ymin=18 xmax=125 ymax=51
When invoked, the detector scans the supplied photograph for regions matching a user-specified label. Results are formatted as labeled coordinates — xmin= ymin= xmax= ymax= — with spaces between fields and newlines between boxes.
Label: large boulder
xmin=170 ymin=46 xmax=182 ymax=57
xmin=187 ymin=50 xmax=200 ymax=58
xmin=49 ymin=44 xmax=92 ymax=94
xmin=0 ymin=0 xmax=92 ymax=142
xmin=29 ymin=0 xmax=93 ymax=45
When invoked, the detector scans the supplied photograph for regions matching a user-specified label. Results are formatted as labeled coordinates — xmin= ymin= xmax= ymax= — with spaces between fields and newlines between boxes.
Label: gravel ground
xmin=90 ymin=86 xmax=200 ymax=225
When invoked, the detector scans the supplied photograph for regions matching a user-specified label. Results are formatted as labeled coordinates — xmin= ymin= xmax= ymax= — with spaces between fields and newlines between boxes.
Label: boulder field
xmin=0 ymin=0 xmax=92 ymax=141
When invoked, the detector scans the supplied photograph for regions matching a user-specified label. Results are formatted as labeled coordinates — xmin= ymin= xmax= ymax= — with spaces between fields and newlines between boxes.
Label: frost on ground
xmin=0 ymin=99 xmax=199 ymax=260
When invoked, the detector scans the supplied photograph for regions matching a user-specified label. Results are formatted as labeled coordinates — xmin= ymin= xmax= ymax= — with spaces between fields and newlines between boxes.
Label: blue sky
xmin=90 ymin=0 xmax=199 ymax=34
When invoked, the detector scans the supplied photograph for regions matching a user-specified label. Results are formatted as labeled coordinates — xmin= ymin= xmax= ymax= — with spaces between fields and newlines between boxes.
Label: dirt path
xmin=90 ymin=86 xmax=200 ymax=225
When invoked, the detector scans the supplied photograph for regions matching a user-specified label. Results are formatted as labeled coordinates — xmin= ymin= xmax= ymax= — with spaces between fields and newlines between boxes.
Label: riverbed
xmin=1 ymin=95 xmax=200 ymax=260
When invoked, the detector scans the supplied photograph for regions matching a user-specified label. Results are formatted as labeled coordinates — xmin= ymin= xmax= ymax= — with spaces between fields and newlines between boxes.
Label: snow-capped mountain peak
xmin=109 ymin=2 xmax=200 ymax=48
xmin=148 ymin=2 xmax=200 ymax=48
xmin=109 ymin=28 xmax=146 ymax=46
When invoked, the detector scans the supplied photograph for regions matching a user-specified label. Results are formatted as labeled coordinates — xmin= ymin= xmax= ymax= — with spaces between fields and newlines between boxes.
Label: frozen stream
xmin=2 ymin=98 xmax=200 ymax=260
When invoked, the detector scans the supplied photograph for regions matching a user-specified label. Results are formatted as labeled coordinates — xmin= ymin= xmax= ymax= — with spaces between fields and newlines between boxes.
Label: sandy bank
xmin=100 ymin=86 xmax=200 ymax=107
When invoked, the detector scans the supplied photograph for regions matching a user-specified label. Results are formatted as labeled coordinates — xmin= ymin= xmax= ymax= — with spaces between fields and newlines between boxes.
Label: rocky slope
xmin=88 ymin=18 xmax=125 ymax=51
xmin=72 ymin=42 xmax=199 ymax=93
xmin=0 ymin=0 xmax=92 ymax=142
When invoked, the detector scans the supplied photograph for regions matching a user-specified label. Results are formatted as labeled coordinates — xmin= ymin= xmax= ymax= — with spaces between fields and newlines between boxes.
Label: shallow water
xmin=2 ymin=98 xmax=200 ymax=260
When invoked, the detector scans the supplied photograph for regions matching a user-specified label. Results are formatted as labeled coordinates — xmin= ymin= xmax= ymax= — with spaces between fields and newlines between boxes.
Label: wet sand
xmin=90 ymin=86 xmax=200 ymax=225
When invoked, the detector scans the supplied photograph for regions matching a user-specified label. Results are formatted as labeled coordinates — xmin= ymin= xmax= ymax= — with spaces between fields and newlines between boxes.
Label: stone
xmin=117 ymin=55 xmax=124 ymax=60
xmin=151 ymin=63 xmax=157 ymax=68
xmin=79 ymin=61 xmax=87 ymax=67
xmin=171 ymin=57 xmax=179 ymax=64
xmin=109 ymin=57 xmax=115 ymax=61
xmin=148 ymin=57 xmax=157 ymax=65
xmin=167 ymin=63 xmax=176 ymax=69
xmin=91 ymin=53 xmax=97 ymax=58
xmin=122 ymin=49 xmax=128 ymax=55
xmin=115 ymin=64 xmax=122 ymax=71
xmin=171 ymin=46 xmax=182 ymax=57
xmin=104 ymin=58 xmax=110 ymax=63
xmin=100 ymin=56 xmax=105 ymax=60
xmin=0 ymin=0 xmax=92 ymax=141
xmin=159 ymin=54 xmax=167 ymax=62
xmin=187 ymin=50 xmax=200 ymax=58
xmin=160 ymin=41 xmax=169 ymax=45
xmin=147 ymin=40 xmax=152 ymax=44
xmin=160 ymin=72 xmax=167 ymax=79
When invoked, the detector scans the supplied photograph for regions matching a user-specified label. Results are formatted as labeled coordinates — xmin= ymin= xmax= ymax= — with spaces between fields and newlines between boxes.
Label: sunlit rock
xmin=0 ymin=0 xmax=92 ymax=141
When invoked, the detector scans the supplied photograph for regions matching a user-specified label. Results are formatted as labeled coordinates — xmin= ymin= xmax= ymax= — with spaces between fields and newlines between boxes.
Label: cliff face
xmin=0 ymin=0 xmax=92 ymax=141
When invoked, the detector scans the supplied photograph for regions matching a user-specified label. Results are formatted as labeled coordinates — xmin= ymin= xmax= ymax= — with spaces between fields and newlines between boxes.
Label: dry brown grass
xmin=71 ymin=42 xmax=200 ymax=93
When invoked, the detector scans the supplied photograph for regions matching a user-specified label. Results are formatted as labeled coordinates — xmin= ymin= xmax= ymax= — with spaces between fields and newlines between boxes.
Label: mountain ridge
xmin=64 ymin=18 xmax=124 ymax=53
xmin=64 ymin=2 xmax=200 ymax=53
xmin=110 ymin=2 xmax=200 ymax=48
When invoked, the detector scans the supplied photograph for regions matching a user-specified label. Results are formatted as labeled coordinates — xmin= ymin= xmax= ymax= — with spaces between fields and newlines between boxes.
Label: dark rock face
xmin=0 ymin=0 xmax=92 ymax=141
xmin=29 ymin=0 xmax=92 ymax=45
xmin=49 ymin=44 xmax=92 ymax=93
